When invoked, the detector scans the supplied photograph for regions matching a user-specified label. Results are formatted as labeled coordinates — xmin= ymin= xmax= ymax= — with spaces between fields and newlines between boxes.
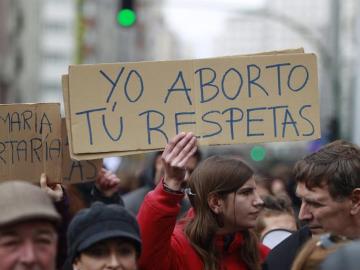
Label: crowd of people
xmin=1 ymin=131 xmax=360 ymax=270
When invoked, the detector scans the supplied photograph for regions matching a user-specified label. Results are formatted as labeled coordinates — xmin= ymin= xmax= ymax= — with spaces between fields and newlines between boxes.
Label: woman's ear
xmin=208 ymin=193 xmax=224 ymax=214
xmin=350 ymin=188 xmax=360 ymax=215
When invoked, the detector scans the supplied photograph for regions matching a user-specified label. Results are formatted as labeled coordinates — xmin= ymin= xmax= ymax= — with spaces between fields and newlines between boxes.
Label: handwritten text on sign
xmin=68 ymin=53 xmax=320 ymax=154
xmin=0 ymin=103 xmax=62 ymax=183
xmin=61 ymin=119 xmax=102 ymax=183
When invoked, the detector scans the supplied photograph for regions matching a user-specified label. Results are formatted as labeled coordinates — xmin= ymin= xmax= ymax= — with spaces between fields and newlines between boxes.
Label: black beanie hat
xmin=66 ymin=202 xmax=141 ymax=264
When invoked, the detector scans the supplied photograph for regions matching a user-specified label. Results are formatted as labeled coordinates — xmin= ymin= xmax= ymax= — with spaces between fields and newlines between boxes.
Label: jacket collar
xmin=215 ymin=232 xmax=244 ymax=253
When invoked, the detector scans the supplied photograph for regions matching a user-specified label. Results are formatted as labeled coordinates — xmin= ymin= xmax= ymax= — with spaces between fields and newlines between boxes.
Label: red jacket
xmin=137 ymin=183 xmax=270 ymax=270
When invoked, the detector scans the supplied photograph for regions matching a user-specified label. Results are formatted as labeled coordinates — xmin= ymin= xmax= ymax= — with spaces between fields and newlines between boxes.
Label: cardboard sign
xmin=64 ymin=49 xmax=320 ymax=159
xmin=0 ymin=103 xmax=62 ymax=183
xmin=62 ymin=75 xmax=156 ymax=160
xmin=61 ymin=119 xmax=102 ymax=183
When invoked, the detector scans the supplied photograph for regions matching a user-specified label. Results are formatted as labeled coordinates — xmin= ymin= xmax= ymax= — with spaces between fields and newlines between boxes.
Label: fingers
xmin=107 ymin=173 xmax=121 ymax=189
xmin=103 ymin=172 xmax=114 ymax=189
xmin=97 ymin=168 xmax=105 ymax=179
xmin=171 ymin=136 xmax=197 ymax=167
xmin=162 ymin=132 xmax=187 ymax=159
xmin=104 ymin=170 xmax=114 ymax=181
xmin=54 ymin=184 xmax=63 ymax=192
xmin=97 ymin=168 xmax=121 ymax=190
xmin=178 ymin=142 xmax=198 ymax=168
xmin=39 ymin=173 xmax=64 ymax=202
xmin=40 ymin=173 xmax=48 ymax=189
xmin=162 ymin=132 xmax=196 ymax=168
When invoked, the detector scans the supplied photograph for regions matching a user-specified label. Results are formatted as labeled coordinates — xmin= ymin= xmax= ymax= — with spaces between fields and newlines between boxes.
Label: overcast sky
xmin=163 ymin=0 xmax=265 ymax=57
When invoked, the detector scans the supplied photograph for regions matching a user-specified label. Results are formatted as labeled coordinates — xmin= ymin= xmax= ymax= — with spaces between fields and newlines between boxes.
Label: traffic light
xmin=117 ymin=0 xmax=136 ymax=27
xmin=250 ymin=145 xmax=266 ymax=162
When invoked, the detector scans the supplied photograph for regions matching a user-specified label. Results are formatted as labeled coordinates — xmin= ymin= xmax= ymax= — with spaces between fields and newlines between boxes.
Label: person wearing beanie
xmin=65 ymin=202 xmax=141 ymax=270
xmin=0 ymin=180 xmax=61 ymax=270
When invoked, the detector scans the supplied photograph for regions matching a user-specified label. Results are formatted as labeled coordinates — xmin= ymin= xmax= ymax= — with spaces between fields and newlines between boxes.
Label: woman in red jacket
xmin=138 ymin=132 xmax=269 ymax=270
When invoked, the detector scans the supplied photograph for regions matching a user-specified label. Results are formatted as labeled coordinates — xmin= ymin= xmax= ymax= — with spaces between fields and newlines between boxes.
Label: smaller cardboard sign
xmin=61 ymin=119 xmax=102 ymax=183
xmin=0 ymin=103 xmax=62 ymax=183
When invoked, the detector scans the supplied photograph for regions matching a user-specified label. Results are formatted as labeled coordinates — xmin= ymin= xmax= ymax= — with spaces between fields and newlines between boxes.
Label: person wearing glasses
xmin=137 ymin=132 xmax=269 ymax=270
xmin=264 ymin=140 xmax=360 ymax=270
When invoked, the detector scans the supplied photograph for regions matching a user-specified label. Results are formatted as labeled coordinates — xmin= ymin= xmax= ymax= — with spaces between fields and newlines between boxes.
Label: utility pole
xmin=353 ymin=1 xmax=360 ymax=144
xmin=329 ymin=0 xmax=341 ymax=140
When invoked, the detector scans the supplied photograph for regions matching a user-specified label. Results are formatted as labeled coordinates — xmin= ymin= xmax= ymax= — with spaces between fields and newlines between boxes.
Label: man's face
xmin=0 ymin=220 xmax=57 ymax=270
xmin=296 ymin=182 xmax=352 ymax=236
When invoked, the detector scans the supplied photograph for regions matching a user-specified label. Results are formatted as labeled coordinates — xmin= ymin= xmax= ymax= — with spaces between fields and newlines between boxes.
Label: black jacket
xmin=262 ymin=226 xmax=312 ymax=270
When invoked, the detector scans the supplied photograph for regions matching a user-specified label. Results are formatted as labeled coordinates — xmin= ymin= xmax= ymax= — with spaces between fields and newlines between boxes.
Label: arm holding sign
xmin=138 ymin=132 xmax=198 ymax=270
xmin=39 ymin=174 xmax=70 ymax=222
xmin=162 ymin=132 xmax=198 ymax=191
xmin=39 ymin=173 xmax=70 ymax=269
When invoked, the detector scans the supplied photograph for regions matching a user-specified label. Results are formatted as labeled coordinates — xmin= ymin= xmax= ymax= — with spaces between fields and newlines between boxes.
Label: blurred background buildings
xmin=0 ymin=0 xmax=359 ymax=170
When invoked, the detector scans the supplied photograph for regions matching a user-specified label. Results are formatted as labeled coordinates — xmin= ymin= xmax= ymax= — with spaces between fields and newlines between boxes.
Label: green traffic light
xmin=250 ymin=146 xmax=266 ymax=162
xmin=117 ymin=9 xmax=136 ymax=27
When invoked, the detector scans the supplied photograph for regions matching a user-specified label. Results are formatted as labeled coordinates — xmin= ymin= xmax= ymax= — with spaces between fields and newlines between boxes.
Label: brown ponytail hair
xmin=185 ymin=155 xmax=261 ymax=270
